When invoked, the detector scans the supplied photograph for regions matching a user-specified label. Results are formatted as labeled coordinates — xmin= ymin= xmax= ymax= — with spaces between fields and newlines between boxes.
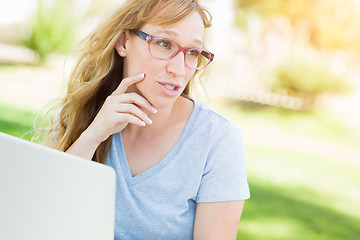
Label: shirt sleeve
xmin=196 ymin=123 xmax=250 ymax=203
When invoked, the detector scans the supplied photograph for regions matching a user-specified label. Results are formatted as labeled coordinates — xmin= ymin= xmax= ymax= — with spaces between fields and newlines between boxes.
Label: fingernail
xmin=138 ymin=73 xmax=145 ymax=78
xmin=140 ymin=121 xmax=146 ymax=126
xmin=147 ymin=117 xmax=152 ymax=124
xmin=151 ymin=107 xmax=157 ymax=113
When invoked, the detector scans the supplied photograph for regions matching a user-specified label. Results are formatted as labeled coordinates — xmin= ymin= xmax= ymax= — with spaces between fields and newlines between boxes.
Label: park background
xmin=0 ymin=0 xmax=359 ymax=239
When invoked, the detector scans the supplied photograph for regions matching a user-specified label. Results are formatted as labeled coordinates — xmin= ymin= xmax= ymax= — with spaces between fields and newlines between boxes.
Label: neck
xmin=123 ymin=102 xmax=178 ymax=142
xmin=123 ymin=95 xmax=185 ymax=140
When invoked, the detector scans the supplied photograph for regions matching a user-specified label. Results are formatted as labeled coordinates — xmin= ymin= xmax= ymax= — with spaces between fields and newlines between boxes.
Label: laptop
xmin=0 ymin=132 xmax=116 ymax=240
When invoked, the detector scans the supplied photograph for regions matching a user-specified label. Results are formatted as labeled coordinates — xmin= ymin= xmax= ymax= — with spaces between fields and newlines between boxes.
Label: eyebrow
xmin=153 ymin=30 xmax=203 ymax=46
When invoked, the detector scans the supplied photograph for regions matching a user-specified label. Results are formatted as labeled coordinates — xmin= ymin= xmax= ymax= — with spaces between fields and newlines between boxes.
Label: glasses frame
xmin=131 ymin=29 xmax=214 ymax=70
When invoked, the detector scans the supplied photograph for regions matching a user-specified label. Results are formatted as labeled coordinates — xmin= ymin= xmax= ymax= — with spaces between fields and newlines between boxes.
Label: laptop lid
xmin=0 ymin=132 xmax=116 ymax=240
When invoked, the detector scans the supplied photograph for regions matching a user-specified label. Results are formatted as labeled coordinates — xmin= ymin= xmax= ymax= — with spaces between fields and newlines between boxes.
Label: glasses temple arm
xmin=132 ymin=30 xmax=149 ymax=41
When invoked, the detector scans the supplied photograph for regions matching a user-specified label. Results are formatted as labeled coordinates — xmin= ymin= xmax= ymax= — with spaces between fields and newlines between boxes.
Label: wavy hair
xmin=41 ymin=0 xmax=212 ymax=164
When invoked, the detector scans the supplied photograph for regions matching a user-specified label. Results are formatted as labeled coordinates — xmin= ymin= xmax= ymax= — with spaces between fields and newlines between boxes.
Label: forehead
xmin=142 ymin=11 xmax=205 ymax=47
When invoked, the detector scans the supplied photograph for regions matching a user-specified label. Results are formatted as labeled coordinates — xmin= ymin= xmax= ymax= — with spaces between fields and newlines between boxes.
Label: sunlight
xmin=0 ymin=0 xmax=37 ymax=24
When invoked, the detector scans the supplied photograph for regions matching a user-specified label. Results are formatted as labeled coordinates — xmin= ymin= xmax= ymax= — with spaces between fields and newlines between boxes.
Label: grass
xmin=238 ymin=180 xmax=360 ymax=240
xmin=208 ymin=98 xmax=360 ymax=150
xmin=237 ymin=144 xmax=360 ymax=239
xmin=1 ymin=99 xmax=360 ymax=239
xmin=0 ymin=101 xmax=44 ymax=142
xmin=207 ymin=98 xmax=360 ymax=239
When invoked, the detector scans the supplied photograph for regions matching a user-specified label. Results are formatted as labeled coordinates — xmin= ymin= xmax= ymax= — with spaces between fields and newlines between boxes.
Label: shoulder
xmin=191 ymin=99 xmax=242 ymax=141
xmin=189 ymin=99 xmax=246 ymax=166
xmin=192 ymin=100 xmax=250 ymax=202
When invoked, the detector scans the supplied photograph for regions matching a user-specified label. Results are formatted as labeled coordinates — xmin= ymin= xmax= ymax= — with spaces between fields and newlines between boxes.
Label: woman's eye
xmin=156 ymin=40 xmax=172 ymax=49
xmin=187 ymin=49 xmax=201 ymax=58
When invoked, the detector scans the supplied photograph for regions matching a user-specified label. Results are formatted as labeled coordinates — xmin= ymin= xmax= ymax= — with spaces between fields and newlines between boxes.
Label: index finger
xmin=112 ymin=73 xmax=145 ymax=95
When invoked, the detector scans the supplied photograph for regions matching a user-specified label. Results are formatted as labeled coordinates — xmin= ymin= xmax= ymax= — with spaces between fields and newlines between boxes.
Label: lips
xmin=157 ymin=81 xmax=181 ymax=96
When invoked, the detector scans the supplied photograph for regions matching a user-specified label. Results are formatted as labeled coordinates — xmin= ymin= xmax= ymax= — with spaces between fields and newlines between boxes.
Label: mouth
xmin=163 ymin=84 xmax=177 ymax=90
xmin=157 ymin=81 xmax=182 ymax=96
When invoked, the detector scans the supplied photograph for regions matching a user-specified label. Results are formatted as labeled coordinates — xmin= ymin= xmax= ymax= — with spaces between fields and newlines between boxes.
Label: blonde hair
xmin=42 ymin=0 xmax=212 ymax=163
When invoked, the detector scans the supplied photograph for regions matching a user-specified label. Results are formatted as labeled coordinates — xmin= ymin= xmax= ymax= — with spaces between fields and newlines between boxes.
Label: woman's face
xmin=118 ymin=11 xmax=205 ymax=109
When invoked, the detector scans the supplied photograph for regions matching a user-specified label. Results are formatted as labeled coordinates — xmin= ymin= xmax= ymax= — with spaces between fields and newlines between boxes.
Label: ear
xmin=115 ymin=30 xmax=129 ymax=57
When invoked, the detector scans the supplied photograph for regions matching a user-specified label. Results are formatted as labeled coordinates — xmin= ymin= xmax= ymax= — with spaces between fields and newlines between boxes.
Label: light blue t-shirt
xmin=106 ymin=99 xmax=250 ymax=240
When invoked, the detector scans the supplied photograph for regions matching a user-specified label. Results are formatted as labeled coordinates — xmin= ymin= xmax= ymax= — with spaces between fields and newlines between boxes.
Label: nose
xmin=166 ymin=51 xmax=186 ymax=77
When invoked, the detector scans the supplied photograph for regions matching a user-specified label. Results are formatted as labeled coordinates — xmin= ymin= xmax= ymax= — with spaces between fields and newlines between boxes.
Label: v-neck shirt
xmin=106 ymin=99 xmax=250 ymax=240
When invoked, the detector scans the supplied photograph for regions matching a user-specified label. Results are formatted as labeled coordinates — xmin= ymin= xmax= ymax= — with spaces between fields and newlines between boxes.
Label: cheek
xmin=126 ymin=54 xmax=162 ymax=76
xmin=185 ymin=69 xmax=196 ymax=82
xmin=124 ymin=40 xmax=155 ymax=76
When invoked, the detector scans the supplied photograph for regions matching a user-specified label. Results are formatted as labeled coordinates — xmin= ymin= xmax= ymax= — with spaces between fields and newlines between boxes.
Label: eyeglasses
xmin=131 ymin=29 xmax=214 ymax=70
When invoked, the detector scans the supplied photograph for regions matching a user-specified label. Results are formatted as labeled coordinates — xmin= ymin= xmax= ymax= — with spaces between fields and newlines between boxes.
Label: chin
xmin=150 ymin=95 xmax=180 ymax=110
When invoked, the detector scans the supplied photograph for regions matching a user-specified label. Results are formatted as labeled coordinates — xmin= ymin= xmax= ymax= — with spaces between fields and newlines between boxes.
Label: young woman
xmin=44 ymin=0 xmax=250 ymax=239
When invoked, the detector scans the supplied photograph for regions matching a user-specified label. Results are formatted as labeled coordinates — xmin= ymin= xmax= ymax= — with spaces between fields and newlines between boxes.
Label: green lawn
xmin=239 ymin=144 xmax=360 ymax=240
xmin=0 ymin=101 xmax=42 ymax=142
xmin=208 ymin=98 xmax=360 ymax=240
xmin=1 ymin=99 xmax=359 ymax=239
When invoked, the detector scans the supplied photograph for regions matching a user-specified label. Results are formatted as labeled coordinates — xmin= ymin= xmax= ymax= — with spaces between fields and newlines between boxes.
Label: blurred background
xmin=0 ymin=0 xmax=359 ymax=239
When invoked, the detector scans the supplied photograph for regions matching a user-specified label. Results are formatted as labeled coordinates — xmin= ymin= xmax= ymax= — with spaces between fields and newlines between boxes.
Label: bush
xmin=21 ymin=0 xmax=78 ymax=62
xmin=271 ymin=58 xmax=350 ymax=110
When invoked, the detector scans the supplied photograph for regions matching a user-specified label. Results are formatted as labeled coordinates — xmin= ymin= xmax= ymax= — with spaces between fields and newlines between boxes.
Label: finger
xmin=110 ymin=93 xmax=157 ymax=114
xmin=115 ymin=104 xmax=152 ymax=124
xmin=112 ymin=73 xmax=145 ymax=96
xmin=115 ymin=113 xmax=147 ymax=128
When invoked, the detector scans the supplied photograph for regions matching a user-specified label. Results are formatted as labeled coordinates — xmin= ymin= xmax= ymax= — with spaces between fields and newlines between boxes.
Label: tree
xmin=21 ymin=0 xmax=79 ymax=62
xmin=234 ymin=0 xmax=360 ymax=53
xmin=271 ymin=57 xmax=350 ymax=110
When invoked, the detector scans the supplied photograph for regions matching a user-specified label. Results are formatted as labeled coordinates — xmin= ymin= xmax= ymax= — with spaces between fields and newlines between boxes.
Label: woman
xmin=44 ymin=0 xmax=250 ymax=239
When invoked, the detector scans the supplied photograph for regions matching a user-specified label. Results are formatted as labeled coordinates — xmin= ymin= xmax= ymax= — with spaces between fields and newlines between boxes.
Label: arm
xmin=193 ymin=200 xmax=245 ymax=240
xmin=42 ymin=124 xmax=101 ymax=159
xmin=193 ymin=124 xmax=249 ymax=239
xmin=65 ymin=129 xmax=102 ymax=159
xmin=61 ymin=73 xmax=156 ymax=160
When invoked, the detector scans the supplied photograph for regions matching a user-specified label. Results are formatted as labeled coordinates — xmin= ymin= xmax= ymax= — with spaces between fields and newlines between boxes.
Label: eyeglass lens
xmin=149 ymin=38 xmax=211 ymax=70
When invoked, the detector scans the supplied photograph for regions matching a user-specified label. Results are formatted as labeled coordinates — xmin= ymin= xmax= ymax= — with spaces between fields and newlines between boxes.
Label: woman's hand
xmin=66 ymin=73 xmax=156 ymax=159
xmin=85 ymin=72 xmax=156 ymax=144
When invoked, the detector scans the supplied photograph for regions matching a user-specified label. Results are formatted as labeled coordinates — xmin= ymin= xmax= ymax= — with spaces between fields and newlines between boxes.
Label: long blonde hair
xmin=43 ymin=0 xmax=212 ymax=164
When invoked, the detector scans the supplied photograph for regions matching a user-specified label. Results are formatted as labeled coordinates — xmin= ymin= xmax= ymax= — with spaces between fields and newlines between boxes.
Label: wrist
xmin=79 ymin=128 xmax=103 ymax=148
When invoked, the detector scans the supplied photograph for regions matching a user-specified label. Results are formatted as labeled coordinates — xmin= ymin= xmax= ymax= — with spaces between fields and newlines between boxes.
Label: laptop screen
xmin=0 ymin=132 xmax=116 ymax=240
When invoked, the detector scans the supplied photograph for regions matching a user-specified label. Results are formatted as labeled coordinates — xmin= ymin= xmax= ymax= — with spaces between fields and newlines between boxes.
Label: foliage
xmin=20 ymin=0 xmax=78 ymax=62
xmin=234 ymin=0 xmax=360 ymax=53
xmin=235 ymin=0 xmax=313 ymax=22
xmin=270 ymin=57 xmax=350 ymax=110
